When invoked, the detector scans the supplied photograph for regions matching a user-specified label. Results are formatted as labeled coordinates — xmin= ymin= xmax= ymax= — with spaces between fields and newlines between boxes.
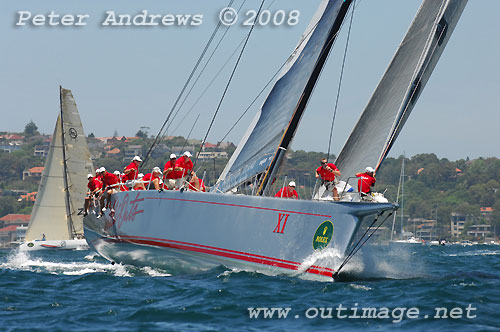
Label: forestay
xmin=335 ymin=0 xmax=467 ymax=180
xmin=213 ymin=0 xmax=352 ymax=194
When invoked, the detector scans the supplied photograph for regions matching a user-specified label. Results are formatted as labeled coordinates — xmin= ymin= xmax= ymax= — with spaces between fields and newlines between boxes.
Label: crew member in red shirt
xmin=174 ymin=151 xmax=194 ymax=189
xmin=84 ymin=173 xmax=103 ymax=216
xmin=143 ymin=167 xmax=163 ymax=191
xmin=114 ymin=171 xmax=129 ymax=192
xmin=133 ymin=173 xmax=146 ymax=190
xmin=163 ymin=154 xmax=180 ymax=190
xmin=315 ymin=158 xmax=341 ymax=200
xmin=99 ymin=167 xmax=120 ymax=212
xmin=356 ymin=166 xmax=376 ymax=195
xmin=123 ymin=156 xmax=142 ymax=182
xmin=187 ymin=171 xmax=206 ymax=192
xmin=275 ymin=181 xmax=298 ymax=199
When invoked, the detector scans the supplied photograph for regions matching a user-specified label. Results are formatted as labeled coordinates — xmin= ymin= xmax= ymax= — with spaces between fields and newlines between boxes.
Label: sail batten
xmin=213 ymin=0 xmax=353 ymax=194
xmin=335 ymin=0 xmax=467 ymax=181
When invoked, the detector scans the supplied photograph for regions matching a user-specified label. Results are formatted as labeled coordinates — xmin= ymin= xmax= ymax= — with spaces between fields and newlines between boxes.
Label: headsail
xmin=213 ymin=0 xmax=353 ymax=194
xmin=335 ymin=0 xmax=468 ymax=180
xmin=25 ymin=88 xmax=93 ymax=241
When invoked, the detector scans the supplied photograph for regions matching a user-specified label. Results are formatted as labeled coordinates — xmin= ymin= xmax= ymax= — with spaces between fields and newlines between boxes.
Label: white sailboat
xmin=390 ymin=156 xmax=423 ymax=245
xmin=84 ymin=0 xmax=467 ymax=279
xmin=20 ymin=87 xmax=94 ymax=251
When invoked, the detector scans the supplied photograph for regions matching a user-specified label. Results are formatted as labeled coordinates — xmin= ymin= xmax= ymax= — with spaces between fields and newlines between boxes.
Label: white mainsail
xmin=25 ymin=87 xmax=94 ymax=241
xmin=335 ymin=0 xmax=468 ymax=180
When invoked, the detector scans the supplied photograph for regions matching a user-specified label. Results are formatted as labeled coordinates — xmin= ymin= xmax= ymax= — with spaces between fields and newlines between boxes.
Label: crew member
xmin=99 ymin=167 xmax=120 ymax=212
xmin=356 ymin=166 xmax=376 ymax=195
xmin=163 ymin=153 xmax=179 ymax=190
xmin=174 ymin=151 xmax=193 ymax=189
xmin=187 ymin=171 xmax=206 ymax=192
xmin=133 ymin=173 xmax=146 ymax=190
xmin=114 ymin=171 xmax=129 ymax=192
xmin=123 ymin=155 xmax=142 ymax=182
xmin=315 ymin=158 xmax=341 ymax=200
xmin=274 ymin=181 xmax=298 ymax=199
xmin=84 ymin=173 xmax=103 ymax=216
xmin=142 ymin=167 xmax=163 ymax=191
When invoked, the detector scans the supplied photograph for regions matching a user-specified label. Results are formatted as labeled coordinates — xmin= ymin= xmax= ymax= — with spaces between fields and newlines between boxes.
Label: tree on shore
xmin=24 ymin=121 xmax=39 ymax=137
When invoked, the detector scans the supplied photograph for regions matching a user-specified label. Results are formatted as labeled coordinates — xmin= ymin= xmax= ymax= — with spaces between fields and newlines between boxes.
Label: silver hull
xmin=84 ymin=190 xmax=395 ymax=279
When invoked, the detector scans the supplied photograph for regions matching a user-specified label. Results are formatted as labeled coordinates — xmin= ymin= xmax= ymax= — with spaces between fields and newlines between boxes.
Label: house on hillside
xmin=124 ymin=145 xmax=143 ymax=160
xmin=0 ymin=213 xmax=29 ymax=247
xmin=106 ymin=148 xmax=121 ymax=157
xmin=0 ymin=214 xmax=31 ymax=227
xmin=0 ymin=225 xmax=19 ymax=248
xmin=18 ymin=192 xmax=37 ymax=202
xmin=34 ymin=145 xmax=50 ymax=157
xmin=480 ymin=207 xmax=494 ymax=222
xmin=0 ymin=143 xmax=21 ymax=153
xmin=450 ymin=212 xmax=466 ymax=238
xmin=22 ymin=167 xmax=44 ymax=180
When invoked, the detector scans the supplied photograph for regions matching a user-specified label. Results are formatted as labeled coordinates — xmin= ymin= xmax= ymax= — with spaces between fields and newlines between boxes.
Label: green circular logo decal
xmin=313 ymin=220 xmax=334 ymax=250
xmin=27 ymin=242 xmax=34 ymax=247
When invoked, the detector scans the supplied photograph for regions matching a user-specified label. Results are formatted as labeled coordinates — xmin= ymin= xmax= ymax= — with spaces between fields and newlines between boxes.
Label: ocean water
xmin=0 ymin=244 xmax=499 ymax=331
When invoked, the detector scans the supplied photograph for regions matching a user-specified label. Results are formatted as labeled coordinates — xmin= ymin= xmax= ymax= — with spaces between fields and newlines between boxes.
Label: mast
xmin=256 ymin=0 xmax=353 ymax=196
xmin=59 ymin=86 xmax=76 ymax=239
xmin=390 ymin=156 xmax=405 ymax=241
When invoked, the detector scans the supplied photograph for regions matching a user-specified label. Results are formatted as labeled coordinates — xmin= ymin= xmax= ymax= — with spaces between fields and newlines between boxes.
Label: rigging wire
xmin=170 ymin=0 xmax=277 ymax=144
xmin=180 ymin=113 xmax=201 ymax=153
xmin=141 ymin=0 xmax=235 ymax=169
xmin=333 ymin=210 xmax=394 ymax=279
xmin=326 ymin=0 xmax=356 ymax=162
xmin=190 ymin=0 xmax=267 ymax=181
xmin=171 ymin=38 xmax=246 ymax=136
xmin=164 ymin=1 xmax=247 ymax=137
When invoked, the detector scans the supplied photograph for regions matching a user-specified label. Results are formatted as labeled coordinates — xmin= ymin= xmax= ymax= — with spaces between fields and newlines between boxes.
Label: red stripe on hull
xmin=109 ymin=235 xmax=334 ymax=278
xmin=119 ymin=235 xmax=335 ymax=273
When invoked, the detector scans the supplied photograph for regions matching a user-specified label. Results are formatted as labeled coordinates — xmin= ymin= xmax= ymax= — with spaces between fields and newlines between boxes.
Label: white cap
xmin=152 ymin=167 xmax=161 ymax=173
xmin=289 ymin=181 xmax=296 ymax=187
xmin=87 ymin=174 xmax=93 ymax=179
xmin=133 ymin=156 xmax=142 ymax=162
xmin=138 ymin=173 xmax=144 ymax=178
xmin=183 ymin=151 xmax=192 ymax=157
xmin=99 ymin=167 xmax=106 ymax=173
xmin=365 ymin=166 xmax=375 ymax=173
xmin=114 ymin=171 xmax=120 ymax=176
xmin=170 ymin=153 xmax=176 ymax=159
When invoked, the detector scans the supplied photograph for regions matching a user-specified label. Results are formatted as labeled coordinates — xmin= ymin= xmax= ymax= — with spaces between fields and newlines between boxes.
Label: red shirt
xmin=87 ymin=177 xmax=102 ymax=192
xmin=102 ymin=172 xmax=119 ymax=188
xmin=357 ymin=172 xmax=376 ymax=193
xmin=274 ymin=186 xmax=298 ymax=199
xmin=316 ymin=163 xmax=339 ymax=182
xmin=175 ymin=156 xmax=193 ymax=178
xmin=143 ymin=172 xmax=160 ymax=189
xmin=188 ymin=177 xmax=206 ymax=192
xmin=123 ymin=162 xmax=139 ymax=181
xmin=119 ymin=174 xmax=129 ymax=191
xmin=164 ymin=160 xmax=181 ymax=179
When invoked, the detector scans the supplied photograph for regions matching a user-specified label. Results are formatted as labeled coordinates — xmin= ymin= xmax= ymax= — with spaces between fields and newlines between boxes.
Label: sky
xmin=1 ymin=0 xmax=499 ymax=161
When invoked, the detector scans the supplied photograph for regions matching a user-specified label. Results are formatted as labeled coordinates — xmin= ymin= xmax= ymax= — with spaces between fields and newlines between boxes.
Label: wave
xmin=0 ymin=249 xmax=171 ymax=278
